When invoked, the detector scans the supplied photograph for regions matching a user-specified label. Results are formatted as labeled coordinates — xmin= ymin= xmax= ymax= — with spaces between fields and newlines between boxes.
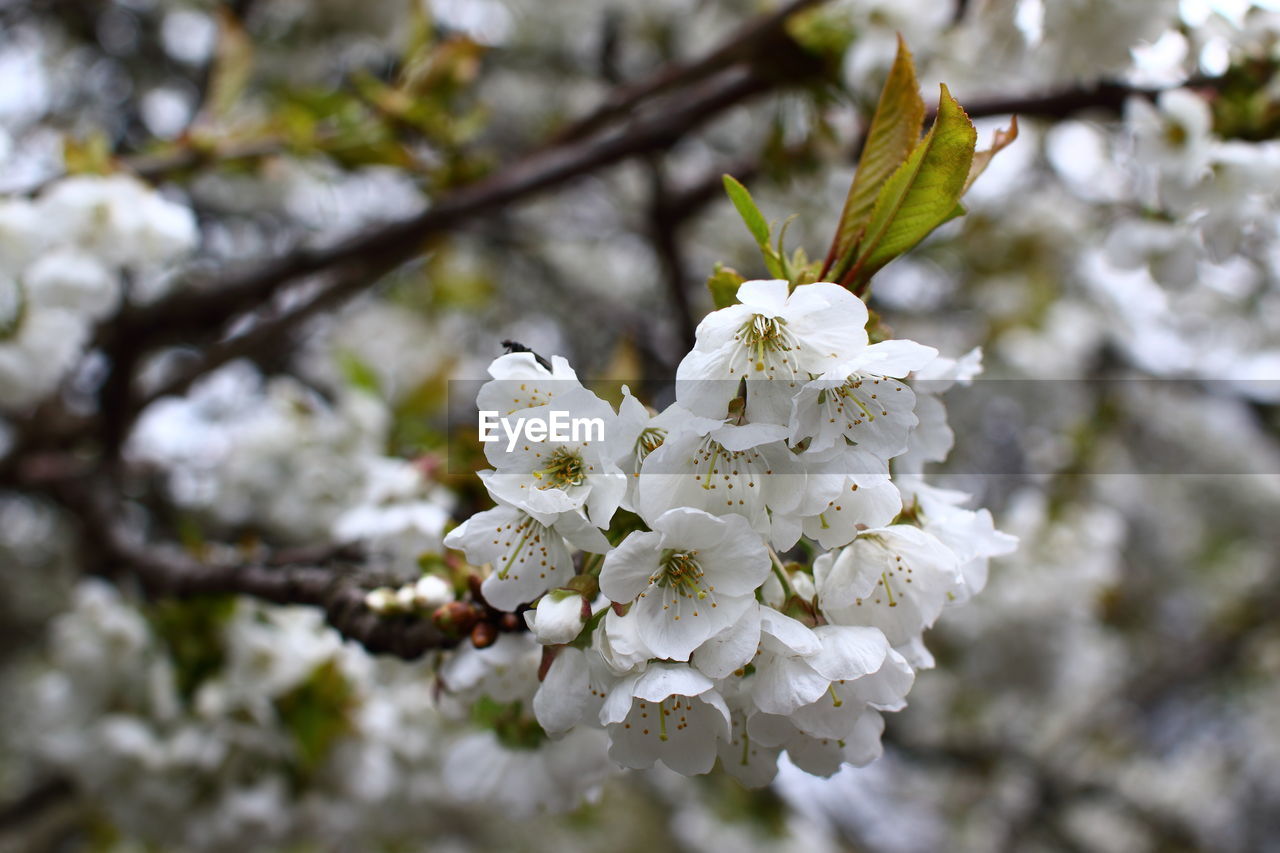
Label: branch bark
xmin=60 ymin=480 xmax=462 ymax=661
xmin=106 ymin=37 xmax=827 ymax=360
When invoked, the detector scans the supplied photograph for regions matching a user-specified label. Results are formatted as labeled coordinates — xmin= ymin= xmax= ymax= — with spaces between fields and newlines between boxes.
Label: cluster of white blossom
xmin=13 ymin=578 xmax=654 ymax=849
xmin=0 ymin=175 xmax=196 ymax=409
xmin=440 ymin=279 xmax=1014 ymax=793
xmin=14 ymin=581 xmax=429 ymax=848
xmin=128 ymin=360 xmax=452 ymax=567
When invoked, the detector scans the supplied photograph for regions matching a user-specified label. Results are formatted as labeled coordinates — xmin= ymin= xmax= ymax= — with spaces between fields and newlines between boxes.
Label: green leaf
xmin=338 ymin=350 xmax=382 ymax=395
xmin=274 ymin=659 xmax=356 ymax=776
xmin=707 ymin=263 xmax=746 ymax=308
xmin=206 ymin=8 xmax=254 ymax=120
xmin=762 ymin=250 xmax=787 ymax=280
xmin=962 ymin=115 xmax=1019 ymax=197
xmin=941 ymin=202 xmax=966 ymax=225
xmin=722 ymin=174 xmax=771 ymax=248
xmin=827 ymin=36 xmax=925 ymax=279
xmin=146 ymin=597 xmax=237 ymax=703
xmin=845 ymin=84 xmax=977 ymax=292
xmin=788 ymin=247 xmax=822 ymax=285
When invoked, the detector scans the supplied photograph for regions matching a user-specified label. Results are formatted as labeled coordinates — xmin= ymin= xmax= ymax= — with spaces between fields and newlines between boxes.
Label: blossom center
xmin=532 ymin=447 xmax=587 ymax=489
xmin=652 ymin=549 xmax=709 ymax=600
xmin=734 ymin=314 xmax=798 ymax=374
xmin=635 ymin=427 xmax=666 ymax=459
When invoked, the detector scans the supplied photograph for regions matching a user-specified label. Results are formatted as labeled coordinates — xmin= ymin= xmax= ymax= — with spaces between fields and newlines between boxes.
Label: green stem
xmin=768 ymin=547 xmax=794 ymax=599
xmin=581 ymin=552 xmax=605 ymax=578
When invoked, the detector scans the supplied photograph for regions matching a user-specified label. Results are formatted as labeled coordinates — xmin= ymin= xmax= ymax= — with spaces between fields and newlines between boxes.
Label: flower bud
xmin=433 ymin=601 xmax=480 ymax=637
xmin=470 ymin=621 xmax=499 ymax=648
xmin=414 ymin=575 xmax=454 ymax=610
xmin=524 ymin=589 xmax=587 ymax=645
xmin=789 ymin=570 xmax=816 ymax=602
xmin=395 ymin=584 xmax=417 ymax=610
xmin=759 ymin=571 xmax=786 ymax=608
xmin=363 ymin=587 xmax=398 ymax=613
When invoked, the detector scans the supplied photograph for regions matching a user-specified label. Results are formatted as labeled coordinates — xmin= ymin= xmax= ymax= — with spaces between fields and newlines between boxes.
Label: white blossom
xmin=444 ymin=500 xmax=609 ymax=611
xmin=600 ymin=664 xmax=731 ymax=775
xmin=814 ymin=525 xmax=964 ymax=668
xmin=675 ymin=279 xmax=871 ymax=423
xmin=524 ymin=588 xmax=588 ymax=645
xmin=479 ymin=386 xmax=626 ymax=527
xmin=599 ymin=508 xmax=770 ymax=662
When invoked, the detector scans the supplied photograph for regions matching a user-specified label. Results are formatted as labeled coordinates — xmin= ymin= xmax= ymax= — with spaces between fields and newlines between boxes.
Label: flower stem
xmin=768 ymin=547 xmax=794 ymax=599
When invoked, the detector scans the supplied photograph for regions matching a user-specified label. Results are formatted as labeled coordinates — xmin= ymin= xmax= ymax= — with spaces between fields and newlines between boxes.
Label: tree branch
xmin=646 ymin=157 xmax=697 ymax=351
xmin=58 ymin=479 xmax=464 ymax=660
xmin=547 ymin=0 xmax=825 ymax=145
xmin=105 ymin=14 xmax=829 ymax=360
xmin=0 ymin=777 xmax=74 ymax=835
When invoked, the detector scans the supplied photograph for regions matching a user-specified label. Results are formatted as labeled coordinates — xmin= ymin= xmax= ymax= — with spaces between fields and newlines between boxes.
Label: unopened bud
xmin=363 ymin=587 xmax=398 ymax=613
xmin=414 ymin=575 xmax=454 ymax=610
xmin=432 ymin=600 xmax=479 ymax=636
xmin=395 ymin=585 xmax=417 ymax=610
xmin=524 ymin=589 xmax=587 ymax=645
xmin=470 ymin=621 xmax=499 ymax=648
xmin=789 ymin=571 xmax=816 ymax=602
xmin=759 ymin=571 xmax=786 ymax=608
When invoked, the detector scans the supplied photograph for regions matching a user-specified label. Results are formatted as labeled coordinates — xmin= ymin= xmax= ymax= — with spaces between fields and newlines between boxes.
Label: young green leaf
xmin=825 ymin=35 xmax=924 ymax=279
xmin=843 ymin=84 xmax=977 ymax=292
xmin=962 ymin=115 xmax=1019 ymax=197
xmin=722 ymin=174 xmax=771 ymax=248
xmin=762 ymin=249 xmax=787 ymax=281
xmin=207 ymin=8 xmax=254 ymax=120
xmin=706 ymin=264 xmax=746 ymax=309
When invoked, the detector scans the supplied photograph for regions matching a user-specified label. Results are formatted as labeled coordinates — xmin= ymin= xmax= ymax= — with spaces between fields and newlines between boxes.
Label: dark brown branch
xmin=950 ymin=72 xmax=1225 ymax=125
xmin=128 ymin=261 xmax=372 ymax=415
xmin=109 ymin=541 xmax=453 ymax=660
xmin=59 ymin=481 xmax=461 ymax=660
xmin=548 ymin=0 xmax=825 ymax=145
xmin=957 ymin=80 xmax=1162 ymax=122
xmin=0 ymin=777 xmax=74 ymax=834
xmin=107 ymin=67 xmax=809 ymax=357
xmin=646 ymin=158 xmax=697 ymax=351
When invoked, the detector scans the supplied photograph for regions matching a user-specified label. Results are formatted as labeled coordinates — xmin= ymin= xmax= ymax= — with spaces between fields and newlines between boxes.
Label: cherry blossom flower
xmin=524 ymin=589 xmax=589 ymax=645
xmin=600 ymin=664 xmax=731 ymax=775
xmin=480 ymin=386 xmax=626 ymax=526
xmin=675 ymin=279 xmax=871 ymax=423
xmin=475 ymin=351 xmax=582 ymax=415
xmin=443 ymin=501 xmax=609 ymax=611
xmin=814 ymin=525 xmax=965 ymax=668
xmin=599 ymin=508 xmax=770 ymax=661
xmin=635 ymin=413 xmax=804 ymax=545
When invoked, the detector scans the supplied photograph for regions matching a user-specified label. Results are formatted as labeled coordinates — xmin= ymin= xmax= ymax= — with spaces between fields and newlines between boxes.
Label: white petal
xmin=735 ymin=279 xmax=790 ymax=315
xmin=809 ymin=625 xmax=890 ymax=681
xmin=598 ymin=531 xmax=663 ymax=603
xmin=692 ymin=604 xmax=762 ymax=679
xmin=752 ymin=654 xmax=831 ymax=715
xmin=839 ymin=339 xmax=938 ymax=378
xmin=599 ymin=673 xmax=643 ymax=725
xmin=634 ymin=589 xmax=752 ymax=662
xmin=759 ymin=607 xmax=820 ymax=655
xmin=533 ymin=648 xmax=591 ymax=734
xmin=632 ymin=662 xmax=715 ymax=703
